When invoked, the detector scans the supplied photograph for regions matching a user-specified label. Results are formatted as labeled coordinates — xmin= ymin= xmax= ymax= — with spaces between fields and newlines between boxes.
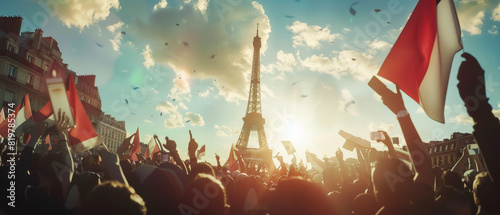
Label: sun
xmin=283 ymin=120 xmax=305 ymax=143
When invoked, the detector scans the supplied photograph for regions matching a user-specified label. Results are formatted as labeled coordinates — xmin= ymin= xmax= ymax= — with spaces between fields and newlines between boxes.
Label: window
xmin=451 ymin=143 xmax=455 ymax=149
xmin=445 ymin=145 xmax=448 ymax=151
xmin=26 ymin=73 xmax=34 ymax=86
xmin=7 ymin=44 xmax=17 ymax=53
xmin=27 ymin=55 xmax=34 ymax=63
xmin=465 ymin=139 xmax=469 ymax=144
xmin=439 ymin=146 xmax=442 ymax=152
xmin=434 ymin=147 xmax=437 ymax=153
xmin=3 ymin=90 xmax=14 ymax=103
xmin=8 ymin=65 xmax=17 ymax=79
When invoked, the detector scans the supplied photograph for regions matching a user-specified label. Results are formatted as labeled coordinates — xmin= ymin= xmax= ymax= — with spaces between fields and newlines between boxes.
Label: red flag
xmin=129 ymin=128 xmax=141 ymax=161
xmin=377 ymin=0 xmax=462 ymax=123
xmin=32 ymin=75 xmax=102 ymax=152
xmin=0 ymin=94 xmax=32 ymax=138
xmin=197 ymin=145 xmax=206 ymax=159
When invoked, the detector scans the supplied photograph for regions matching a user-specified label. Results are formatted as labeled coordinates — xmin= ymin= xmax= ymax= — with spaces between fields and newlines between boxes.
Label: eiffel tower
xmin=235 ymin=24 xmax=275 ymax=171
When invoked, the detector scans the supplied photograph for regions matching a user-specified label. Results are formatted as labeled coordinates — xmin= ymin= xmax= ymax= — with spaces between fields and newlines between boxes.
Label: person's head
xmin=473 ymin=172 xmax=499 ymax=213
xmin=268 ymin=177 xmax=334 ymax=215
xmin=442 ymin=170 xmax=463 ymax=191
xmin=180 ymin=174 xmax=228 ymax=215
xmin=77 ymin=180 xmax=146 ymax=215
xmin=352 ymin=193 xmax=380 ymax=215
xmin=371 ymin=158 xmax=413 ymax=206
xmin=189 ymin=162 xmax=215 ymax=182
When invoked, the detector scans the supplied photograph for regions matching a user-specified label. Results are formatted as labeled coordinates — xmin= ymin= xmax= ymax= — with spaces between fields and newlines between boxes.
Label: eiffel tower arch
xmin=235 ymin=24 xmax=275 ymax=172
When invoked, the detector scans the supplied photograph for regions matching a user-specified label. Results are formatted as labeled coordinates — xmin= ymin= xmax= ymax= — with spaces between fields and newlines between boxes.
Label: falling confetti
xmin=176 ymin=23 xmax=179 ymax=26
xmin=165 ymin=42 xmax=169 ymax=46
xmin=194 ymin=70 xmax=196 ymax=73
xmin=285 ymin=15 xmax=295 ymax=18
xmin=131 ymin=112 xmax=136 ymax=115
xmin=133 ymin=87 xmax=140 ymax=90
xmin=210 ymin=54 xmax=216 ymax=59
xmin=121 ymin=31 xmax=126 ymax=35
xmin=350 ymin=2 xmax=359 ymax=16
xmin=292 ymin=81 xmax=299 ymax=85
xmin=96 ymin=42 xmax=103 ymax=47
xmin=374 ymin=9 xmax=381 ymax=12
xmin=173 ymin=99 xmax=176 ymax=101
xmin=352 ymin=58 xmax=356 ymax=61
xmin=186 ymin=120 xmax=191 ymax=123
xmin=301 ymin=95 xmax=308 ymax=98
xmin=124 ymin=99 xmax=129 ymax=105
xmin=387 ymin=22 xmax=391 ymax=24
xmin=160 ymin=112 xmax=163 ymax=116
xmin=182 ymin=41 xmax=189 ymax=47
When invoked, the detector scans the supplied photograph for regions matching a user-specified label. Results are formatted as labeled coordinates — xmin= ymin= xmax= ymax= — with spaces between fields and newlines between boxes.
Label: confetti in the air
xmin=350 ymin=2 xmax=359 ymax=16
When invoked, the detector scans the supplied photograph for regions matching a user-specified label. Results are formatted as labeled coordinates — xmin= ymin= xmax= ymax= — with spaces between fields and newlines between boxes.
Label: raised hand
xmin=188 ymin=130 xmax=198 ymax=157
xmin=164 ymin=137 xmax=177 ymax=152
xmin=215 ymin=153 xmax=220 ymax=162
xmin=56 ymin=109 xmax=72 ymax=141
xmin=457 ymin=53 xmax=487 ymax=114
xmin=336 ymin=148 xmax=343 ymax=162
xmin=377 ymin=130 xmax=396 ymax=158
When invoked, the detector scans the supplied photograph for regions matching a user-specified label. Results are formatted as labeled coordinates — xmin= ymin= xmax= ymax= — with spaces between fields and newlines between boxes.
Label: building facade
xmin=425 ymin=132 xmax=475 ymax=170
xmin=0 ymin=16 xmax=125 ymax=150
xmin=98 ymin=114 xmax=126 ymax=153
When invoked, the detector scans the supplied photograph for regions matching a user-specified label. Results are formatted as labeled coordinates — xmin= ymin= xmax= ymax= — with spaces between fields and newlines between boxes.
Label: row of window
xmin=8 ymin=64 xmax=35 ymax=86
xmin=428 ymin=143 xmax=456 ymax=153
xmin=432 ymin=154 xmax=455 ymax=166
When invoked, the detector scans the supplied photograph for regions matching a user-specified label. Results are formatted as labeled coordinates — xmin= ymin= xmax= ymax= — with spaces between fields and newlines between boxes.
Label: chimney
xmin=0 ymin=16 xmax=23 ymax=35
xmin=33 ymin=28 xmax=43 ymax=50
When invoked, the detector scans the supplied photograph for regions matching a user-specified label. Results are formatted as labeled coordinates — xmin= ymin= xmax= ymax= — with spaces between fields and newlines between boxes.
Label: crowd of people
xmin=0 ymin=53 xmax=498 ymax=215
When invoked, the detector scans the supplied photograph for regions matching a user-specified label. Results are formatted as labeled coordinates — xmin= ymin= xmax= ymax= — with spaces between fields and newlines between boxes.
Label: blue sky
xmin=2 ymin=0 xmax=500 ymax=163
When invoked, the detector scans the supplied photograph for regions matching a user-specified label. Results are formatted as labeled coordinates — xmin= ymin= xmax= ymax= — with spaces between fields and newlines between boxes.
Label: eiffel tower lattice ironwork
xmin=235 ymin=24 xmax=275 ymax=171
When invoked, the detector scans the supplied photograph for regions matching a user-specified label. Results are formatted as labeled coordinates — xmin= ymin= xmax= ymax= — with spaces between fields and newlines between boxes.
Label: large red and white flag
xmin=33 ymin=76 xmax=102 ymax=152
xmin=129 ymin=128 xmax=141 ymax=161
xmin=0 ymin=94 xmax=32 ymax=138
xmin=378 ymin=0 xmax=462 ymax=123
xmin=144 ymin=137 xmax=159 ymax=159
xmin=227 ymin=144 xmax=239 ymax=172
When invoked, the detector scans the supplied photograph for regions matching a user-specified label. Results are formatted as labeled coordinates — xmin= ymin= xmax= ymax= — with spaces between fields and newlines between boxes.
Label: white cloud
xmin=299 ymin=49 xmax=379 ymax=81
xmin=369 ymin=39 xmax=392 ymax=51
xmin=168 ymin=77 xmax=191 ymax=101
xmin=42 ymin=0 xmax=119 ymax=30
xmin=178 ymin=102 xmax=188 ymax=110
xmin=455 ymin=0 xmax=490 ymax=35
xmin=110 ymin=33 xmax=122 ymax=52
xmin=142 ymin=45 xmax=155 ymax=69
xmin=131 ymin=1 xmax=271 ymax=103
xmin=449 ymin=114 xmax=473 ymax=125
xmin=493 ymin=2 xmax=500 ymax=21
xmin=106 ymin=21 xmax=124 ymax=33
xmin=196 ymin=0 xmax=208 ymax=14
xmin=199 ymin=89 xmax=210 ymax=98
xmin=185 ymin=112 xmax=205 ymax=126
xmin=261 ymin=83 xmax=274 ymax=98
xmin=338 ymin=89 xmax=359 ymax=115
xmin=287 ymin=21 xmax=340 ymax=49
xmin=261 ymin=50 xmax=297 ymax=74
xmin=144 ymin=120 xmax=153 ymax=124
xmin=488 ymin=25 xmax=498 ymax=35
xmin=164 ymin=111 xmax=184 ymax=128
xmin=343 ymin=28 xmax=351 ymax=32
xmin=214 ymin=124 xmax=221 ymax=129
xmin=154 ymin=0 xmax=168 ymax=11
xmin=217 ymin=130 xmax=227 ymax=136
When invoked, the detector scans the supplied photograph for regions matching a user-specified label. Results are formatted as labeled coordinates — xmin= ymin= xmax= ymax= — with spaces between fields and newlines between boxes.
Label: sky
xmin=2 ymin=0 xmax=500 ymax=164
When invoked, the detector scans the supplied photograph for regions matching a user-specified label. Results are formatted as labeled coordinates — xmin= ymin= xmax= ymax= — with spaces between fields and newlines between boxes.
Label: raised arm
xmin=55 ymin=110 xmax=75 ymax=199
xmin=162 ymin=136 xmax=187 ymax=174
xmin=457 ymin=53 xmax=500 ymax=183
xmin=377 ymin=131 xmax=397 ymax=158
xmin=379 ymin=86 xmax=433 ymax=187
xmin=187 ymin=130 xmax=198 ymax=168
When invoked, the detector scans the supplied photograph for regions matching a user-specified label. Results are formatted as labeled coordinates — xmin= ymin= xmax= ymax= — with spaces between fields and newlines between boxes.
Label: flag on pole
xmin=377 ymin=0 xmax=462 ymax=123
xmin=145 ymin=137 xmax=159 ymax=159
xmin=305 ymin=151 xmax=326 ymax=173
xmin=33 ymin=76 xmax=102 ymax=152
xmin=129 ymin=128 xmax=141 ymax=161
xmin=0 ymin=94 xmax=32 ymax=138
xmin=281 ymin=141 xmax=296 ymax=155
xmin=227 ymin=144 xmax=239 ymax=172
xmin=197 ymin=145 xmax=206 ymax=159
